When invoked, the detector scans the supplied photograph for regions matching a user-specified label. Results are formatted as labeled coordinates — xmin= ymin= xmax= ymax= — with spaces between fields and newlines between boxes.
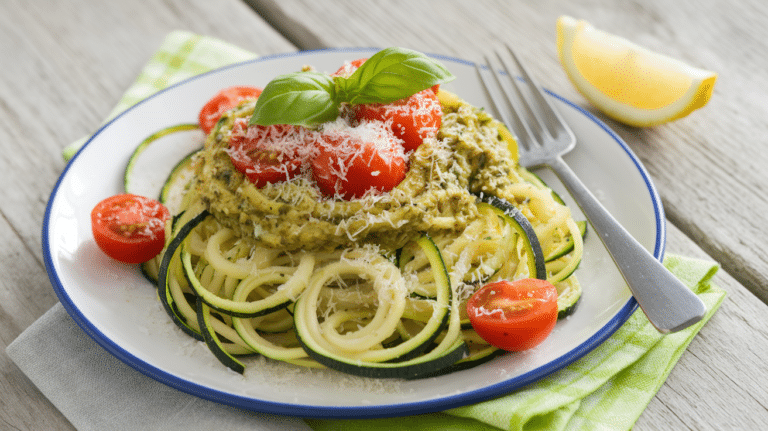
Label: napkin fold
xmin=7 ymin=302 xmax=312 ymax=431
xmin=15 ymin=31 xmax=726 ymax=431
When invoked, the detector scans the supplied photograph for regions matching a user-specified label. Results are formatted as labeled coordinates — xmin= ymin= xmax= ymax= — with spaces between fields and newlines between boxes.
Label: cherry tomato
xmin=331 ymin=58 xmax=440 ymax=94
xmin=227 ymin=120 xmax=306 ymax=188
xmin=91 ymin=194 xmax=170 ymax=264
xmin=466 ymin=278 xmax=558 ymax=351
xmin=353 ymin=89 xmax=442 ymax=153
xmin=311 ymin=122 xmax=407 ymax=200
xmin=331 ymin=58 xmax=368 ymax=78
xmin=198 ymin=86 xmax=262 ymax=135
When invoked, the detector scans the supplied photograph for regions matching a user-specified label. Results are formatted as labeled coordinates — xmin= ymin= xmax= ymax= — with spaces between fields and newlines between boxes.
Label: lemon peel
xmin=556 ymin=15 xmax=717 ymax=127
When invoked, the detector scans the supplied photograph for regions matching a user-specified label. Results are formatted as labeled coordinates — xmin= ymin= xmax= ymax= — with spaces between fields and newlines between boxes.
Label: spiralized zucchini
xmin=152 ymin=91 xmax=585 ymax=378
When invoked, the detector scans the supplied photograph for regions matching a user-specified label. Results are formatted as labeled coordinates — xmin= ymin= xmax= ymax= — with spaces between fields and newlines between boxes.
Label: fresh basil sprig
xmin=249 ymin=72 xmax=339 ymax=127
xmin=249 ymin=47 xmax=455 ymax=127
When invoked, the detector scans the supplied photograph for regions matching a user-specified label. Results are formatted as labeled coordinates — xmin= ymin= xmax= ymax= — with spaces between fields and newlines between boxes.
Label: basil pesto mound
xmin=190 ymin=93 xmax=522 ymax=252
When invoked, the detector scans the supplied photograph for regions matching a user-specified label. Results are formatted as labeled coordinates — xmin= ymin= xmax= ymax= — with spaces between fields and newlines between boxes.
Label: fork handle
xmin=548 ymin=155 xmax=707 ymax=333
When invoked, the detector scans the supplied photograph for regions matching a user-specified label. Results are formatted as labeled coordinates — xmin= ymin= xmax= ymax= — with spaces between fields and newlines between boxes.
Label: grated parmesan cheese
xmin=193 ymin=92 xmax=521 ymax=253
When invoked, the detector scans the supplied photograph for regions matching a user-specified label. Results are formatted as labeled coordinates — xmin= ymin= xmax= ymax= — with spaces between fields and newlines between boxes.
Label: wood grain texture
xmin=0 ymin=0 xmax=294 ymax=255
xmin=639 ymin=224 xmax=768 ymax=429
xmin=244 ymin=0 xmax=768 ymax=303
xmin=0 ymin=1 xmax=294 ymax=429
xmin=3 ymin=0 xmax=768 ymax=429
xmin=243 ymin=0 xmax=768 ymax=428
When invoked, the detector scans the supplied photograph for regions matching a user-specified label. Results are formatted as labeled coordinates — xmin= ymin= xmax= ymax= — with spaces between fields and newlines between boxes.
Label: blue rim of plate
xmin=43 ymin=47 xmax=663 ymax=419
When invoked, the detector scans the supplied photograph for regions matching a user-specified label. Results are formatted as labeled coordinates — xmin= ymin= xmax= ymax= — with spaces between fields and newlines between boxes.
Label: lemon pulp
xmin=557 ymin=16 xmax=716 ymax=126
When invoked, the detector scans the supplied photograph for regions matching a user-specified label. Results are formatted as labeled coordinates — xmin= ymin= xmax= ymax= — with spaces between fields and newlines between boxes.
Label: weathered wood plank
xmin=4 ymin=0 xmax=767 ymax=429
xmin=0 ymin=1 xmax=294 ymax=429
xmin=0 ymin=0 xmax=295 ymax=257
xmin=637 ymin=225 xmax=768 ymax=429
xmin=242 ymin=1 xmax=768 ymax=429
xmin=244 ymin=0 xmax=768 ymax=304
xmin=0 ymin=215 xmax=68 ymax=429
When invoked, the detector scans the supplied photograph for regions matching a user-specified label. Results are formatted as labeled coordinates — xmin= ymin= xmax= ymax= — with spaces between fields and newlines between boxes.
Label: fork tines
xmin=475 ymin=45 xmax=574 ymax=167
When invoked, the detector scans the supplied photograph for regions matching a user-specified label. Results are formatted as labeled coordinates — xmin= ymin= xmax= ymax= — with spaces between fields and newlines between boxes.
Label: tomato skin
xmin=311 ymin=123 xmax=407 ymax=200
xmin=227 ymin=120 xmax=306 ymax=188
xmin=332 ymin=58 xmax=440 ymax=95
xmin=333 ymin=58 xmax=442 ymax=153
xmin=353 ymin=89 xmax=442 ymax=153
xmin=198 ymin=86 xmax=262 ymax=135
xmin=91 ymin=194 xmax=170 ymax=264
xmin=466 ymin=279 xmax=558 ymax=351
xmin=331 ymin=58 xmax=368 ymax=78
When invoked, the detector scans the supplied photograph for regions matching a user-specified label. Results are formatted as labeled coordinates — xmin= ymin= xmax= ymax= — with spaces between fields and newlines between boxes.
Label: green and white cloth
xmin=57 ymin=31 xmax=726 ymax=431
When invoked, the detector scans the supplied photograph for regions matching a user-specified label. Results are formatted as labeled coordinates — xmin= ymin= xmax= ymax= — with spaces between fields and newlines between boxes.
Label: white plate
xmin=43 ymin=48 xmax=664 ymax=418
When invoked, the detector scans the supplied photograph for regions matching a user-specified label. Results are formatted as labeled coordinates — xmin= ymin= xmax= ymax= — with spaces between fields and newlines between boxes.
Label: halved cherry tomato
xmin=91 ymin=194 xmax=170 ymax=264
xmin=227 ymin=120 xmax=306 ymax=188
xmin=331 ymin=58 xmax=368 ymax=78
xmin=466 ymin=278 xmax=558 ymax=351
xmin=198 ymin=86 xmax=262 ymax=135
xmin=353 ymin=89 xmax=442 ymax=153
xmin=331 ymin=58 xmax=440 ymax=94
xmin=311 ymin=122 xmax=407 ymax=200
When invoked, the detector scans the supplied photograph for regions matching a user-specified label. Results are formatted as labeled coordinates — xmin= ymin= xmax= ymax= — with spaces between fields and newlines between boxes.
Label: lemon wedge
xmin=556 ymin=15 xmax=717 ymax=127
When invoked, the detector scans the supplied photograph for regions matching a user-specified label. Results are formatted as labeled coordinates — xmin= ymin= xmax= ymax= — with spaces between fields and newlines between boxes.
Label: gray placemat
xmin=7 ymin=302 xmax=311 ymax=431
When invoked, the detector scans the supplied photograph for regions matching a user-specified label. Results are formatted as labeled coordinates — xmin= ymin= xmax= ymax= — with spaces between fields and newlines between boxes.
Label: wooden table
xmin=3 ymin=0 xmax=767 ymax=429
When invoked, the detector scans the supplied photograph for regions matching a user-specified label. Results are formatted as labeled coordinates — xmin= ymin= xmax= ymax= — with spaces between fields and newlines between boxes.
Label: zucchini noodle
xmin=154 ymin=90 xmax=585 ymax=378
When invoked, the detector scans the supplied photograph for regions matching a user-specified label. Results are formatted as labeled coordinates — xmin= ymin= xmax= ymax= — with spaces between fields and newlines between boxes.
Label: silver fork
xmin=477 ymin=46 xmax=706 ymax=333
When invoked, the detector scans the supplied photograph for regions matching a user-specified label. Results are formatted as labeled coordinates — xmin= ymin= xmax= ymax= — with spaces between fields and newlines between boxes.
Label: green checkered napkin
xmin=68 ymin=32 xmax=726 ymax=431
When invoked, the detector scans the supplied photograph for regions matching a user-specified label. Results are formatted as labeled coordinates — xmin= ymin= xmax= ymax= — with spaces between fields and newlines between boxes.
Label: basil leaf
xmin=340 ymin=47 xmax=455 ymax=105
xmin=248 ymin=47 xmax=456 ymax=127
xmin=249 ymin=72 xmax=339 ymax=127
